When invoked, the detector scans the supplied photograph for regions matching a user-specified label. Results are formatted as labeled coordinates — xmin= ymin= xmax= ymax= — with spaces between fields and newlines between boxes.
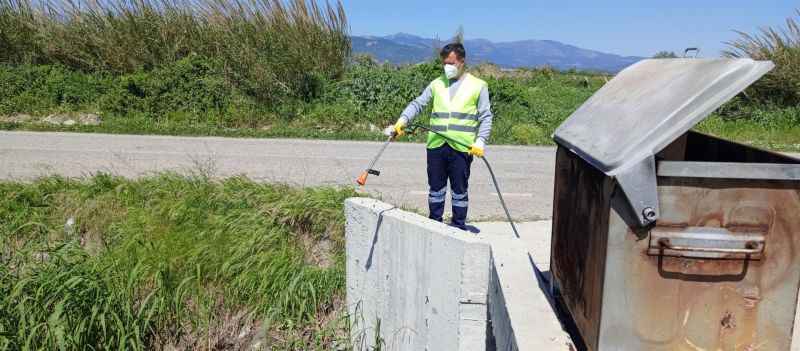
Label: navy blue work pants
xmin=427 ymin=143 xmax=473 ymax=230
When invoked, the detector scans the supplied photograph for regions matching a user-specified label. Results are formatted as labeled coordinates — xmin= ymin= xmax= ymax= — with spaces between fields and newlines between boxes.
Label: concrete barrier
xmin=484 ymin=231 xmax=574 ymax=351
xmin=345 ymin=198 xmax=492 ymax=351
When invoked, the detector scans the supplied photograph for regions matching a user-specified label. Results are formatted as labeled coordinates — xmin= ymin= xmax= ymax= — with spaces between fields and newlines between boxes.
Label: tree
xmin=431 ymin=26 xmax=464 ymax=61
xmin=653 ymin=51 xmax=678 ymax=59
xmin=452 ymin=25 xmax=464 ymax=44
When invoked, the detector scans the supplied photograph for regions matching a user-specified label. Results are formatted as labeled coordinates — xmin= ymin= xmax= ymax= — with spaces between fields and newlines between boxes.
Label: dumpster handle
xmin=683 ymin=47 xmax=700 ymax=58
xmin=658 ymin=238 xmax=762 ymax=255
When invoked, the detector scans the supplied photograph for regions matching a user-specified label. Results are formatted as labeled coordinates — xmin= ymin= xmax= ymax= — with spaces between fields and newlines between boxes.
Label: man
xmin=388 ymin=42 xmax=493 ymax=231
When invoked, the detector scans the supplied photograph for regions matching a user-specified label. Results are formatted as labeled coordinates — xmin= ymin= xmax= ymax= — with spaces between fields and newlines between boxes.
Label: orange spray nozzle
xmin=356 ymin=172 xmax=368 ymax=186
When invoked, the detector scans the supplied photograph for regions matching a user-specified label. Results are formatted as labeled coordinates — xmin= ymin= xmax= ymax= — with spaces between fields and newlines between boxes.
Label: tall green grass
xmin=0 ymin=174 xmax=357 ymax=350
xmin=0 ymin=0 xmax=350 ymax=103
xmin=724 ymin=9 xmax=800 ymax=106
xmin=697 ymin=103 xmax=800 ymax=151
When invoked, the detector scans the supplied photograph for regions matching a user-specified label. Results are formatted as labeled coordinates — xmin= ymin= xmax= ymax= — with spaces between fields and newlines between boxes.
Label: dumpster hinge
xmin=615 ymin=155 xmax=659 ymax=227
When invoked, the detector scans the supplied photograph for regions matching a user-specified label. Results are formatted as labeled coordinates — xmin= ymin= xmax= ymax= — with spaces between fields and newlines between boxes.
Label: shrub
xmin=653 ymin=51 xmax=678 ymax=58
xmin=510 ymin=124 xmax=548 ymax=145
xmin=0 ymin=57 xmax=249 ymax=124
xmin=101 ymin=55 xmax=233 ymax=118
xmin=322 ymin=60 xmax=440 ymax=124
xmin=0 ymin=64 xmax=107 ymax=114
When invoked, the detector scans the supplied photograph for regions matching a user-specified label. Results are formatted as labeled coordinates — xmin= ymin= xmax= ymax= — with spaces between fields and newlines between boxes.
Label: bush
xmin=101 ymin=55 xmax=233 ymax=118
xmin=653 ymin=51 xmax=678 ymax=58
xmin=0 ymin=58 xmax=253 ymax=125
xmin=510 ymin=124 xmax=548 ymax=145
xmin=322 ymin=60 xmax=440 ymax=124
xmin=0 ymin=64 xmax=108 ymax=114
xmin=724 ymin=9 xmax=800 ymax=106
xmin=486 ymin=77 xmax=530 ymax=109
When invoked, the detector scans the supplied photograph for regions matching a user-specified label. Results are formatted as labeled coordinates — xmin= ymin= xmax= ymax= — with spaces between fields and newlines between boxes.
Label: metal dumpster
xmin=549 ymin=58 xmax=800 ymax=351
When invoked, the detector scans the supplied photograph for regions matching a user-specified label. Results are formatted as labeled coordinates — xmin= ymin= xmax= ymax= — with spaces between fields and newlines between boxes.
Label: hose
xmin=408 ymin=123 xmax=521 ymax=239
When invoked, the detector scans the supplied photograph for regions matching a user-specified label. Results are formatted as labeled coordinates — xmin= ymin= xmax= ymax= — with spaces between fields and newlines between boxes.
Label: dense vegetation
xmin=0 ymin=56 xmax=613 ymax=144
xmin=0 ymin=0 xmax=800 ymax=151
xmin=1 ymin=56 xmax=798 ymax=150
xmin=0 ymin=1 xmax=798 ymax=349
xmin=724 ymin=9 xmax=800 ymax=107
xmin=1 ymin=1 xmax=798 ymax=149
xmin=0 ymin=0 xmax=349 ymax=104
xmin=0 ymin=174 xmax=357 ymax=350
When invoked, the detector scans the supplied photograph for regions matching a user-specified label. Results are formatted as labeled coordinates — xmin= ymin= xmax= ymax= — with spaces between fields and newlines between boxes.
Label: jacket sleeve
xmin=475 ymin=85 xmax=493 ymax=146
xmin=399 ymin=84 xmax=433 ymax=125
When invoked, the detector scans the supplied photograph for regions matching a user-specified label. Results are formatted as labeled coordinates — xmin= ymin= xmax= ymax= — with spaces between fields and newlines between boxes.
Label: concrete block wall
xmin=345 ymin=198 xmax=491 ymax=351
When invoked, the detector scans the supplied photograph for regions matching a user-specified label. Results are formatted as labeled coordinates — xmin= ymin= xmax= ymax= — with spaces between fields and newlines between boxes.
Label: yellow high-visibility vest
xmin=427 ymin=73 xmax=486 ymax=152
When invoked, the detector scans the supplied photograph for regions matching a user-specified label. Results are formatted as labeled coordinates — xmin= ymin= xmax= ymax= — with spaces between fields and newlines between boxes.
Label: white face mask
xmin=444 ymin=64 xmax=459 ymax=79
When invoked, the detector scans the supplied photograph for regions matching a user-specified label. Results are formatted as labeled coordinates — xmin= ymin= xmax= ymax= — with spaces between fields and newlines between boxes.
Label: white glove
xmin=469 ymin=138 xmax=486 ymax=157
xmin=383 ymin=117 xmax=407 ymax=137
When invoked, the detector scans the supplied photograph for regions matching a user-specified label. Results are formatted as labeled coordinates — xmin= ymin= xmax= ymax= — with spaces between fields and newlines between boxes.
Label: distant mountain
xmin=351 ymin=33 xmax=643 ymax=73
xmin=350 ymin=35 xmax=431 ymax=66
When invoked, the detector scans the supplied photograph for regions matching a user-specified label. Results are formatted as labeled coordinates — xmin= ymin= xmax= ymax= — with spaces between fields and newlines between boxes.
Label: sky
xmin=341 ymin=1 xmax=798 ymax=57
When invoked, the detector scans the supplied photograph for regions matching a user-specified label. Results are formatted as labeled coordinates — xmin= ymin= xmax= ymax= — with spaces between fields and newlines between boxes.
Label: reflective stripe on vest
xmin=427 ymin=73 xmax=486 ymax=152
xmin=429 ymin=124 xmax=477 ymax=133
xmin=432 ymin=112 xmax=479 ymax=121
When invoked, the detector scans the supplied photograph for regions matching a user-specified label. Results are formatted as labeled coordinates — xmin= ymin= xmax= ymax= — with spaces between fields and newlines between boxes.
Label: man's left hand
xmin=469 ymin=140 xmax=485 ymax=158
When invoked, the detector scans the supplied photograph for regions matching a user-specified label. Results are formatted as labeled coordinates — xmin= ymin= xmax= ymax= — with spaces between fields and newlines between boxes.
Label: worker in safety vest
xmin=387 ymin=43 xmax=493 ymax=231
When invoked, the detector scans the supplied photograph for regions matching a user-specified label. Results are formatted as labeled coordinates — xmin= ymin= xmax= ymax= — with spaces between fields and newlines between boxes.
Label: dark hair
xmin=440 ymin=43 xmax=466 ymax=60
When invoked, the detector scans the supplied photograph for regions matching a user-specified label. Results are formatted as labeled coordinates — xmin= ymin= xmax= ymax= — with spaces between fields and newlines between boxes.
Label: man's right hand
xmin=394 ymin=119 xmax=406 ymax=137
xmin=383 ymin=119 xmax=407 ymax=137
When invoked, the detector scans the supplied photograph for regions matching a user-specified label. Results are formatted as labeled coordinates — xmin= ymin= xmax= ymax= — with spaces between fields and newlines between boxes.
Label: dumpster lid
xmin=554 ymin=58 xmax=774 ymax=175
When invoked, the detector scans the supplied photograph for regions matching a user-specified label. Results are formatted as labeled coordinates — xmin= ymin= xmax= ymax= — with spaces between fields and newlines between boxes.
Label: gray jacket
xmin=399 ymin=73 xmax=493 ymax=147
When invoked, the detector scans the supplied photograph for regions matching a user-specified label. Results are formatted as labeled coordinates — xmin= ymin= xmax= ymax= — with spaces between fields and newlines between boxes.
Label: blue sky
xmin=342 ymin=1 xmax=798 ymax=57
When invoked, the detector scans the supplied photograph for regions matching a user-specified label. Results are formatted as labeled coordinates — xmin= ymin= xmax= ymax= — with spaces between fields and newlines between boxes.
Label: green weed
xmin=0 ymin=174 xmax=359 ymax=350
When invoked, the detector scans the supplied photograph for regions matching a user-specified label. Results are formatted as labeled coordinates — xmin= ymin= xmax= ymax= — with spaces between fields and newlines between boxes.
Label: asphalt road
xmin=0 ymin=131 xmax=556 ymax=221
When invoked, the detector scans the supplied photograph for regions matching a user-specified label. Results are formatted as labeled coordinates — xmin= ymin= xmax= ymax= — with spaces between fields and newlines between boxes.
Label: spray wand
xmin=355 ymin=124 xmax=520 ymax=238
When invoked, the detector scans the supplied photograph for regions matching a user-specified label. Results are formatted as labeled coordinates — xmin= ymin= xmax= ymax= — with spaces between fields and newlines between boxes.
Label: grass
xmin=1 ymin=0 xmax=797 ymax=152
xmin=724 ymin=9 xmax=800 ymax=106
xmin=1 ymin=59 xmax=797 ymax=152
xmin=2 ymin=2 xmax=796 ymax=349
xmin=693 ymin=97 xmax=800 ymax=152
xmin=0 ymin=59 xmax=607 ymax=143
xmin=0 ymin=1 xmax=797 ymax=152
xmin=1 ymin=0 xmax=349 ymax=104
xmin=0 ymin=173 xmax=359 ymax=350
